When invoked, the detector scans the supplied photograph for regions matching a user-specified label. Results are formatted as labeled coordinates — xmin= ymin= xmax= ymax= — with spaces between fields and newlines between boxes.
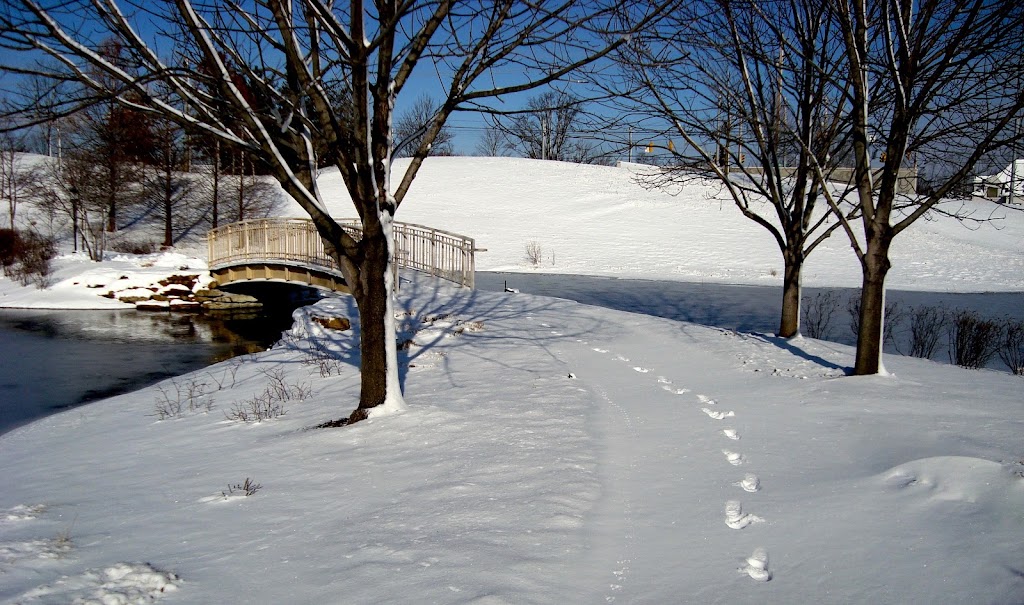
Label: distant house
xmin=973 ymin=160 xmax=1024 ymax=203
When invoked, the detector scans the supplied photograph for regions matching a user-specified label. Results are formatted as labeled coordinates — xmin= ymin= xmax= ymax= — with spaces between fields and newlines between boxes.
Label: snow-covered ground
xmin=1 ymin=157 xmax=1022 ymax=603
xmin=0 ymin=251 xmax=209 ymax=310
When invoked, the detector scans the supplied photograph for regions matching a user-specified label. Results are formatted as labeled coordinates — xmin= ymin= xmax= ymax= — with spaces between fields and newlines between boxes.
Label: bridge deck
xmin=207 ymin=218 xmax=477 ymax=291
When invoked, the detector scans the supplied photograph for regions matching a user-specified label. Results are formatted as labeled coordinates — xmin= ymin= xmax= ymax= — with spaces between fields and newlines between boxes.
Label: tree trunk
xmin=237 ymin=152 xmax=245 ymax=222
xmin=211 ymin=141 xmax=219 ymax=229
xmin=163 ymin=167 xmax=173 ymax=248
xmin=106 ymin=162 xmax=117 ymax=233
xmin=854 ymin=232 xmax=892 ymax=375
xmin=347 ymin=211 xmax=405 ymax=424
xmin=778 ymin=248 xmax=804 ymax=338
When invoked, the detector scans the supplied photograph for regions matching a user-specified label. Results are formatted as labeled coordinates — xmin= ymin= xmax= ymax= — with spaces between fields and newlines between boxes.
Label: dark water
xmin=0 ymin=283 xmax=316 ymax=436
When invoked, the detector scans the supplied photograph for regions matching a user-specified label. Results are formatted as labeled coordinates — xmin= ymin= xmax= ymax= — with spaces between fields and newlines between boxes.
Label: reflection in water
xmin=0 ymin=283 xmax=319 ymax=435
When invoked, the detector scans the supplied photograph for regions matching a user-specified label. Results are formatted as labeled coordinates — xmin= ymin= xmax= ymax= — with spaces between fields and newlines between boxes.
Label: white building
xmin=973 ymin=159 xmax=1024 ymax=203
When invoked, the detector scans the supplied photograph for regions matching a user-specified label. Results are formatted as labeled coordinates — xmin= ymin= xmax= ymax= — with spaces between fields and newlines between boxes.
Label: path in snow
xmin=550 ymin=308 xmax=780 ymax=602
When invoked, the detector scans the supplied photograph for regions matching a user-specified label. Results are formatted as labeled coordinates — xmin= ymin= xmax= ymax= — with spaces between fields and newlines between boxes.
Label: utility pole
xmin=541 ymin=113 xmax=548 ymax=161
xmin=628 ymin=126 xmax=632 ymax=163
xmin=1010 ymin=117 xmax=1020 ymax=205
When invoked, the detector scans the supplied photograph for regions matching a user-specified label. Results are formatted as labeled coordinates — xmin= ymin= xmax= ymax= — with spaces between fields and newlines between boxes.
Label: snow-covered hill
xmin=296 ymin=157 xmax=1024 ymax=292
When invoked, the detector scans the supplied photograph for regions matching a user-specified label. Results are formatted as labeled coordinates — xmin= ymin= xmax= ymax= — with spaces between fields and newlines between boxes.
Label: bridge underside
xmin=210 ymin=263 xmax=349 ymax=294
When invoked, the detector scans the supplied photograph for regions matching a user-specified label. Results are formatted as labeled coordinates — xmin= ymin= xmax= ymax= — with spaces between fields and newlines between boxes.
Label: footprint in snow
xmin=592 ymin=347 xmax=609 ymax=354
xmin=615 ymin=354 xmax=630 ymax=362
xmin=702 ymin=408 xmax=735 ymax=420
xmin=657 ymin=376 xmax=672 ymax=384
xmin=722 ymin=428 xmax=740 ymax=440
xmin=723 ymin=450 xmax=745 ymax=465
xmin=724 ymin=500 xmax=764 ymax=529
xmin=738 ymin=547 xmax=772 ymax=582
xmin=2 ymin=505 xmax=45 ymax=523
xmin=697 ymin=394 xmax=716 ymax=405
xmin=734 ymin=473 xmax=761 ymax=493
xmin=662 ymin=385 xmax=690 ymax=395
xmin=632 ymin=366 xmax=651 ymax=373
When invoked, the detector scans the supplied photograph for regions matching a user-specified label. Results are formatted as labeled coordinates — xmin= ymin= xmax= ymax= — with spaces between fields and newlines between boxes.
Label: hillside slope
xmin=282 ymin=157 xmax=1024 ymax=292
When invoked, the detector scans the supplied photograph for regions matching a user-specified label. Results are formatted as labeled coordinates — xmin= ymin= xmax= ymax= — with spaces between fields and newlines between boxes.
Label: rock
xmin=194 ymin=289 xmax=224 ymax=299
xmin=160 ymin=284 xmax=193 ymax=295
xmin=159 ymin=274 xmax=200 ymax=287
xmin=313 ymin=316 xmax=351 ymax=331
xmin=202 ymin=300 xmax=263 ymax=310
xmin=201 ymin=293 xmax=262 ymax=311
xmin=136 ymin=300 xmax=170 ymax=311
xmin=169 ymin=299 xmax=202 ymax=312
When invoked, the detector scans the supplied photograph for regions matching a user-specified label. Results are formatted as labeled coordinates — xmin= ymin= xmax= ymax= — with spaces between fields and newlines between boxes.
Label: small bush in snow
xmin=948 ymin=310 xmax=1002 ymax=369
xmin=294 ymin=336 xmax=346 ymax=377
xmin=999 ymin=319 xmax=1024 ymax=375
xmin=225 ymin=369 xmax=309 ymax=423
xmin=153 ymin=377 xmax=214 ymax=420
xmin=207 ymin=358 xmax=243 ymax=390
xmin=225 ymin=390 xmax=287 ymax=422
xmin=223 ymin=478 xmax=262 ymax=498
xmin=802 ymin=291 xmax=837 ymax=339
xmin=258 ymin=367 xmax=312 ymax=401
xmin=0 ymin=228 xmax=57 ymax=288
xmin=906 ymin=304 xmax=948 ymax=359
xmin=109 ymin=238 xmax=158 ymax=255
xmin=524 ymin=241 xmax=543 ymax=267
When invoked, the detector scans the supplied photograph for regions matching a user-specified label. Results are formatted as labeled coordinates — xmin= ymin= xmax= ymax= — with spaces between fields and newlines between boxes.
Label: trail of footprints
xmin=588 ymin=345 xmax=773 ymax=583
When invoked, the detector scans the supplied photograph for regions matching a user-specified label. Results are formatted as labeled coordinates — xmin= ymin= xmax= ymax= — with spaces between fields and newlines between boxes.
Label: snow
xmin=1 ymin=157 xmax=1023 ymax=603
xmin=0 ymin=251 xmax=209 ymax=310
xmin=302 ymin=157 xmax=1024 ymax=292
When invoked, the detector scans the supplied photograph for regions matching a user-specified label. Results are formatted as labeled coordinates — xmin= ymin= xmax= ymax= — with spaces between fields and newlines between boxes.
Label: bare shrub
xmin=109 ymin=238 xmax=157 ymax=255
xmin=258 ymin=367 xmax=312 ymax=401
xmin=208 ymin=358 xmax=242 ymax=390
xmin=225 ymin=390 xmax=286 ymax=422
xmin=296 ymin=336 xmax=345 ymax=377
xmin=153 ymin=377 xmax=214 ymax=420
xmin=223 ymin=478 xmax=262 ymax=498
xmin=524 ymin=241 xmax=543 ymax=267
xmin=0 ymin=228 xmax=57 ymax=288
xmin=999 ymin=319 xmax=1024 ymax=375
xmin=153 ymin=384 xmax=184 ymax=420
xmin=802 ymin=291 xmax=838 ymax=339
xmin=905 ymin=304 xmax=948 ymax=359
xmin=225 ymin=368 xmax=309 ymax=422
xmin=948 ymin=310 xmax=1003 ymax=369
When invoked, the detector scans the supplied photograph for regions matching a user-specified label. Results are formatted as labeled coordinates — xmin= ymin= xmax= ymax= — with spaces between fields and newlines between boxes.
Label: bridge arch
xmin=207 ymin=218 xmax=477 ymax=292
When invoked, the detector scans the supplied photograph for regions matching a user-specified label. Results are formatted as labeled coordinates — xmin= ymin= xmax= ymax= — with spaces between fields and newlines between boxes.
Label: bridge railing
xmin=208 ymin=218 xmax=477 ymax=288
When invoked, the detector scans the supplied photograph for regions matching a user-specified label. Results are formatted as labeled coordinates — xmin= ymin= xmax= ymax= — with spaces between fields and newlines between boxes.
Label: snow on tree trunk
xmin=347 ymin=212 xmax=406 ymax=423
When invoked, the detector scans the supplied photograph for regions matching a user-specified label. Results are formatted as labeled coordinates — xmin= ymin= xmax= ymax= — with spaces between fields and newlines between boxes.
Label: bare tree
xmin=615 ymin=0 xmax=856 ymax=337
xmin=475 ymin=125 xmax=509 ymax=157
xmin=0 ymin=128 xmax=36 ymax=229
xmin=493 ymin=90 xmax=605 ymax=162
xmin=0 ymin=1 xmax=674 ymax=423
xmin=147 ymin=117 xmax=195 ymax=247
xmin=394 ymin=95 xmax=454 ymax=157
xmin=824 ymin=0 xmax=1024 ymax=374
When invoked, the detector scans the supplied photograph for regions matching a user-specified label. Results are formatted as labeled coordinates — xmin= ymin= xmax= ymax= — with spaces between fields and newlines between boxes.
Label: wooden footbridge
xmin=207 ymin=218 xmax=478 ymax=292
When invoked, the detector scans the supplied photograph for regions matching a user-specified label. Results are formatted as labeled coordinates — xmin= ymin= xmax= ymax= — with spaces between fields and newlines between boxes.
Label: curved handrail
xmin=207 ymin=218 xmax=476 ymax=288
